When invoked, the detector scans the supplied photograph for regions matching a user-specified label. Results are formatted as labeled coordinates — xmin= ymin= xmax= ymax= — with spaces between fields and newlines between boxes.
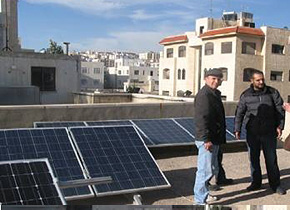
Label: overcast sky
xmin=19 ymin=0 xmax=290 ymax=53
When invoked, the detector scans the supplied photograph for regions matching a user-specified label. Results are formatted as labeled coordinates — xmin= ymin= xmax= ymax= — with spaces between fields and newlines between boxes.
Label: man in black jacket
xmin=234 ymin=68 xmax=286 ymax=195
xmin=193 ymin=68 xmax=227 ymax=204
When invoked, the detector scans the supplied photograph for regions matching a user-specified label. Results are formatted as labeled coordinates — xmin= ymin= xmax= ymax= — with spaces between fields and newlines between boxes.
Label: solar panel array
xmin=0 ymin=159 xmax=65 ymax=205
xmin=69 ymin=126 xmax=170 ymax=196
xmin=132 ymin=119 xmax=195 ymax=147
xmin=0 ymin=128 xmax=93 ymax=200
xmin=34 ymin=121 xmax=86 ymax=128
xmin=225 ymin=116 xmax=247 ymax=140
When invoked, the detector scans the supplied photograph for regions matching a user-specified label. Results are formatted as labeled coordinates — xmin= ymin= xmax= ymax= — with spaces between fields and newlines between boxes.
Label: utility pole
xmin=2 ymin=0 xmax=12 ymax=51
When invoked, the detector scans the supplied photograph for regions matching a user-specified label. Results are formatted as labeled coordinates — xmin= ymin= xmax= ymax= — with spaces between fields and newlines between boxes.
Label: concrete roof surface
xmin=69 ymin=146 xmax=290 ymax=205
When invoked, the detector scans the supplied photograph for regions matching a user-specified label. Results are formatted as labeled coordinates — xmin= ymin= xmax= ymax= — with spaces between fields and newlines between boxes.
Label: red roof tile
xmin=199 ymin=26 xmax=264 ymax=38
xmin=159 ymin=35 xmax=188 ymax=45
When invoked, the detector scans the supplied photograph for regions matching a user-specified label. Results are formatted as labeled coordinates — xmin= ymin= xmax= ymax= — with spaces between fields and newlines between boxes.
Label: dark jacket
xmin=194 ymin=84 xmax=226 ymax=145
xmin=235 ymin=84 xmax=285 ymax=135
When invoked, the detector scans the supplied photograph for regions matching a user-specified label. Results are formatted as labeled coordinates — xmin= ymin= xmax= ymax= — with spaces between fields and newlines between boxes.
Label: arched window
xmin=220 ymin=67 xmax=228 ymax=81
xmin=205 ymin=42 xmax=214 ymax=55
xmin=177 ymin=69 xmax=181 ymax=80
xmin=182 ymin=69 xmax=186 ymax=80
xmin=163 ymin=68 xmax=170 ymax=79
xmin=178 ymin=46 xmax=186 ymax=57
xmin=243 ymin=68 xmax=255 ymax=82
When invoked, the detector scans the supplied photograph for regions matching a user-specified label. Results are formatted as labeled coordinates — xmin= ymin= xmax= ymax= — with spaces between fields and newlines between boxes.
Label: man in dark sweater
xmin=234 ymin=68 xmax=286 ymax=195
xmin=193 ymin=68 xmax=227 ymax=204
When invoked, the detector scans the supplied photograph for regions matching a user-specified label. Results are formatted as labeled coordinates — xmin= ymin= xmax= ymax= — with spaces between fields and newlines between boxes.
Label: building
xmin=159 ymin=11 xmax=290 ymax=102
xmin=106 ymin=65 xmax=159 ymax=93
xmin=0 ymin=51 xmax=80 ymax=104
xmin=0 ymin=0 xmax=21 ymax=51
xmin=80 ymin=61 xmax=105 ymax=91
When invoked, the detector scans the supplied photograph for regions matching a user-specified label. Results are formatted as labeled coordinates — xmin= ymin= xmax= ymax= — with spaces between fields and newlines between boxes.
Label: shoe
xmin=275 ymin=186 xmax=286 ymax=195
xmin=246 ymin=183 xmax=261 ymax=191
xmin=208 ymin=184 xmax=221 ymax=191
xmin=206 ymin=194 xmax=218 ymax=203
xmin=217 ymin=178 xmax=234 ymax=186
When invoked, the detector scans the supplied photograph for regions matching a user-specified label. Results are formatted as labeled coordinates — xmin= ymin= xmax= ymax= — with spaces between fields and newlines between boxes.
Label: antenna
xmin=209 ymin=0 xmax=213 ymax=17
xmin=2 ymin=0 xmax=12 ymax=51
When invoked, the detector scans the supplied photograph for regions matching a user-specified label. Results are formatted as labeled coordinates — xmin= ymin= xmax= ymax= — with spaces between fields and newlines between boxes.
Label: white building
xmin=80 ymin=61 xmax=104 ymax=91
xmin=159 ymin=11 xmax=290 ymax=102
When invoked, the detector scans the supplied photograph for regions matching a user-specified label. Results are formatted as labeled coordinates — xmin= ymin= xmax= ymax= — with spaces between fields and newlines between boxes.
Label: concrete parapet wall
xmin=0 ymin=102 xmax=238 ymax=129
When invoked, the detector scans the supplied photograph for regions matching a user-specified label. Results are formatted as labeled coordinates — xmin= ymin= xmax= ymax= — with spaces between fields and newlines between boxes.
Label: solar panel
xmin=132 ymin=119 xmax=194 ymax=147
xmin=226 ymin=116 xmax=247 ymax=140
xmin=173 ymin=118 xmax=196 ymax=138
xmin=0 ymin=128 xmax=94 ymax=200
xmin=86 ymin=120 xmax=132 ymax=126
xmin=0 ymin=159 xmax=66 ymax=205
xmin=34 ymin=121 xmax=86 ymax=128
xmin=69 ymin=126 xmax=170 ymax=196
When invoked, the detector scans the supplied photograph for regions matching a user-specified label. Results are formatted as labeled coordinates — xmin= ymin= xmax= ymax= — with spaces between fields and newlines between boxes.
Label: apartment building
xmin=159 ymin=11 xmax=290 ymax=102
xmin=80 ymin=61 xmax=104 ymax=91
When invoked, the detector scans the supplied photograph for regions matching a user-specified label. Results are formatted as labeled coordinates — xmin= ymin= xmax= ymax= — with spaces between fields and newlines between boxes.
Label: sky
xmin=18 ymin=0 xmax=290 ymax=53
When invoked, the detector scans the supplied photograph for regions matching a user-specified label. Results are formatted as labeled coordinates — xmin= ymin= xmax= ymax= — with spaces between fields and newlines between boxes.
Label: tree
xmin=46 ymin=39 xmax=64 ymax=54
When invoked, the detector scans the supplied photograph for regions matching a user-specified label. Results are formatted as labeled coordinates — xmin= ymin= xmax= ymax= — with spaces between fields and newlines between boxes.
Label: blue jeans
xmin=194 ymin=140 xmax=219 ymax=204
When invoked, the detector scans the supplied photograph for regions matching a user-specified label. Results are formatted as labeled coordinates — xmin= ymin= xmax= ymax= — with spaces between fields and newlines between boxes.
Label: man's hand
xmin=204 ymin=141 xmax=213 ymax=151
xmin=235 ymin=132 xmax=240 ymax=140
xmin=276 ymin=127 xmax=282 ymax=140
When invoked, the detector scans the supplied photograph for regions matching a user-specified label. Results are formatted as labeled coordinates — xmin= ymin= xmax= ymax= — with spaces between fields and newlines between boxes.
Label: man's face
xmin=251 ymin=73 xmax=265 ymax=90
xmin=205 ymin=75 xmax=222 ymax=89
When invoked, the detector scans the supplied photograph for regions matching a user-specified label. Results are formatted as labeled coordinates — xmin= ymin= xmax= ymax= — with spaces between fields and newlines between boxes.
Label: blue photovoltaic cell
xmin=0 ymin=128 xmax=92 ymax=199
xmin=0 ymin=159 xmax=65 ymax=205
xmin=86 ymin=120 xmax=132 ymax=126
xmin=132 ymin=119 xmax=194 ymax=146
xmin=173 ymin=118 xmax=196 ymax=138
xmin=69 ymin=126 xmax=170 ymax=196
xmin=34 ymin=121 xmax=86 ymax=128
xmin=226 ymin=117 xmax=247 ymax=140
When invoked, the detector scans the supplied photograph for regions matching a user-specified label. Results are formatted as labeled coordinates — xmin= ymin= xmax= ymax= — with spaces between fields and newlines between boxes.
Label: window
xmin=182 ymin=69 xmax=186 ymax=80
xmin=177 ymin=69 xmax=181 ymax=80
xmin=289 ymin=70 xmax=290 ymax=81
xmin=118 ymin=70 xmax=121 ymax=75
xmin=243 ymin=68 xmax=254 ymax=82
xmin=143 ymin=70 xmax=145 ymax=75
xmin=205 ymin=42 xmax=214 ymax=55
xmin=270 ymin=71 xmax=283 ymax=81
xmin=134 ymin=70 xmax=139 ymax=75
xmin=163 ymin=68 xmax=170 ymax=79
xmin=127 ymin=70 xmax=129 ymax=74
xmin=31 ymin=67 xmax=56 ymax=91
xmin=242 ymin=42 xmax=256 ymax=55
xmin=167 ymin=48 xmax=173 ymax=58
xmin=93 ymin=79 xmax=100 ymax=86
xmin=221 ymin=42 xmax=232 ymax=54
xmin=220 ymin=68 xmax=228 ymax=81
xmin=81 ymin=67 xmax=88 ymax=74
xmin=200 ymin=26 xmax=204 ymax=34
xmin=150 ymin=71 xmax=153 ymax=76
xmin=288 ymin=95 xmax=290 ymax=103
xmin=162 ymin=91 xmax=169 ymax=96
xmin=94 ymin=68 xmax=100 ymax=74
xmin=272 ymin=44 xmax=285 ymax=54
xmin=81 ymin=79 xmax=87 ymax=86
xmin=178 ymin=46 xmax=186 ymax=57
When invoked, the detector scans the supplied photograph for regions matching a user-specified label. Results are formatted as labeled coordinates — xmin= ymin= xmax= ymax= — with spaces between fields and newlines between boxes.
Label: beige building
xmin=80 ymin=61 xmax=104 ymax=91
xmin=159 ymin=11 xmax=290 ymax=102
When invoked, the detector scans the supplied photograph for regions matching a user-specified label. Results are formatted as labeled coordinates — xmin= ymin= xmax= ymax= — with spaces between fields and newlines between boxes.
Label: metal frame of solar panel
xmin=0 ymin=127 xmax=94 ymax=200
xmin=85 ymin=120 xmax=132 ymax=126
xmin=68 ymin=125 xmax=171 ymax=197
xmin=0 ymin=158 xmax=66 ymax=205
xmin=131 ymin=118 xmax=195 ymax=147
xmin=34 ymin=121 xmax=87 ymax=128
xmin=225 ymin=116 xmax=247 ymax=141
